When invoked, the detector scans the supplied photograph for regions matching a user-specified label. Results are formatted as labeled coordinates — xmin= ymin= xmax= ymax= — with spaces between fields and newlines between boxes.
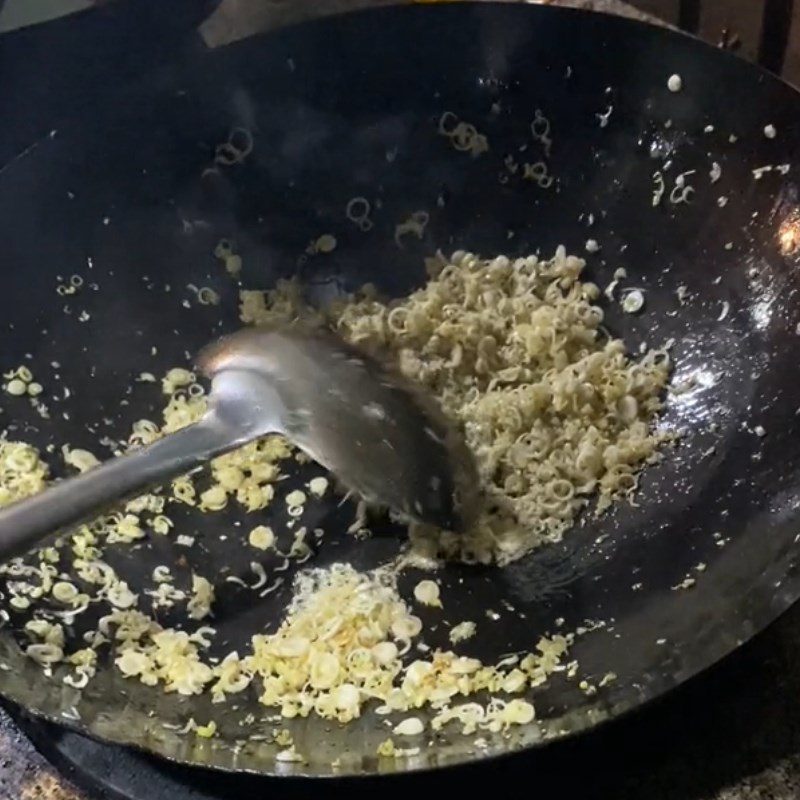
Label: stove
xmin=2 ymin=1 xmax=800 ymax=799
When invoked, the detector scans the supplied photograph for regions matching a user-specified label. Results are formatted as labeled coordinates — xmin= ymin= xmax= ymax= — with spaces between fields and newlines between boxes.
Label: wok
xmin=1 ymin=0 xmax=800 ymax=778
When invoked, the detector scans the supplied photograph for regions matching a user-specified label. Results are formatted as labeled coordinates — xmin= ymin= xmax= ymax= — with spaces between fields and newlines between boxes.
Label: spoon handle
xmin=0 ymin=414 xmax=237 ymax=561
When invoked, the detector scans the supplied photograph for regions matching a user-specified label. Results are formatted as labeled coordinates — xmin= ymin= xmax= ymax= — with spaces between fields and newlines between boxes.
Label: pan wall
xmin=2 ymin=0 xmax=800 ymax=84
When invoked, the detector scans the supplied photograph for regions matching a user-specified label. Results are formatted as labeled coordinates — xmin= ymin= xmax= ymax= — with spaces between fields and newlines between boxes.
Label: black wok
xmin=0 ymin=0 xmax=799 ymax=779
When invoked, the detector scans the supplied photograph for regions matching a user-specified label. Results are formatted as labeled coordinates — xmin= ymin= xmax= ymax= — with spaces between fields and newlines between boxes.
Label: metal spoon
xmin=0 ymin=325 xmax=478 ymax=560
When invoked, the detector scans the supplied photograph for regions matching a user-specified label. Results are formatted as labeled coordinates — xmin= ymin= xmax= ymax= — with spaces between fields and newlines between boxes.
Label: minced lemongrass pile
xmin=0 ymin=247 xmax=671 ymax=751
xmin=246 ymin=563 xmax=566 ymax=732
xmin=241 ymin=246 xmax=672 ymax=565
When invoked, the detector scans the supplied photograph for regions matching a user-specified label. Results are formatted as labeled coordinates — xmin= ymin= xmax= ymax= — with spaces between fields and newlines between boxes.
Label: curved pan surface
xmin=0 ymin=2 xmax=800 ymax=777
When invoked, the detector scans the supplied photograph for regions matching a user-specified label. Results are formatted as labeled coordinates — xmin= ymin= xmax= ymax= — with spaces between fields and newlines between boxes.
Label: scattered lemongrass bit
xmin=596 ymin=105 xmax=613 ymax=128
xmin=4 ymin=379 xmax=27 ymax=396
xmin=522 ymin=161 xmax=554 ymax=188
xmin=0 ymin=441 xmax=49 ymax=505
xmin=394 ymin=717 xmax=425 ymax=736
xmin=250 ymin=562 xmax=268 ymax=590
xmin=199 ymin=485 xmax=228 ymax=512
xmin=213 ymin=127 xmax=253 ymax=168
xmin=150 ymin=514 xmax=174 ymax=535
xmin=52 ymin=581 xmax=79 ymax=604
xmin=214 ymin=239 xmax=243 ymax=277
xmin=670 ymin=171 xmax=695 ymax=204
xmin=394 ymin=211 xmax=430 ymax=248
xmin=438 ymin=111 xmax=489 ymax=157
xmin=345 ymin=197 xmax=373 ymax=231
xmin=621 ymin=289 xmax=645 ymax=314
xmin=530 ymin=108 xmax=553 ymax=155
xmin=275 ymin=746 xmax=304 ymax=763
xmin=152 ymin=566 xmax=173 ymax=583
xmin=652 ymin=171 xmax=666 ymax=206
xmin=377 ymin=738 xmax=396 ymax=757
xmin=274 ymin=728 xmax=294 ymax=747
xmin=599 ymin=671 xmax=617 ymax=687
xmin=248 ymin=525 xmax=275 ymax=550
xmin=195 ymin=721 xmax=217 ymax=738
xmin=197 ymin=287 xmax=220 ymax=306
xmin=62 ymin=445 xmax=100 ymax=473
xmin=187 ymin=575 xmax=215 ymax=620
xmin=449 ymin=620 xmax=477 ymax=644
xmin=752 ymin=164 xmax=788 ymax=180
xmin=604 ymin=267 xmax=627 ymax=301
xmin=307 ymin=477 xmax=328 ymax=498
xmin=413 ymin=579 xmax=442 ymax=608
xmin=162 ymin=368 xmax=195 ymax=395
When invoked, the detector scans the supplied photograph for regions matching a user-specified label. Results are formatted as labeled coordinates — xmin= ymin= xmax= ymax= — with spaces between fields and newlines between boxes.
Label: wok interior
xmin=1 ymin=3 xmax=800 ymax=776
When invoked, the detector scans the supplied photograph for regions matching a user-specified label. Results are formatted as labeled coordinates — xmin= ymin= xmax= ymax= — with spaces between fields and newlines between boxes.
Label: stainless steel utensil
xmin=0 ymin=325 xmax=477 ymax=560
